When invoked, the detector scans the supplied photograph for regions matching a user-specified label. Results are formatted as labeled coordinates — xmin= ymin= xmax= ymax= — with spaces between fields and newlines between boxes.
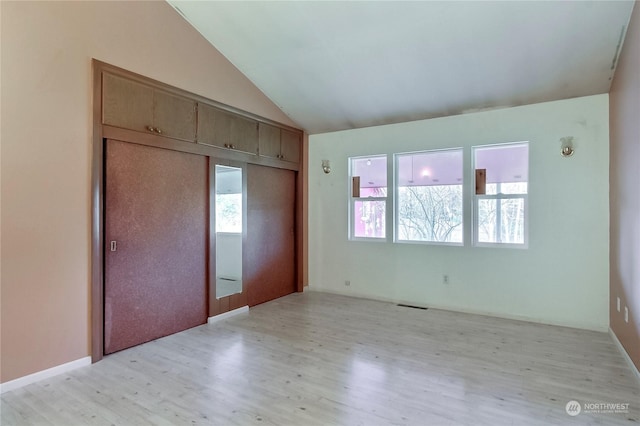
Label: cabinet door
xmin=230 ymin=114 xmax=258 ymax=155
xmin=104 ymin=140 xmax=207 ymax=354
xmin=153 ymin=90 xmax=197 ymax=142
xmin=102 ymin=73 xmax=153 ymax=133
xmin=197 ymin=103 xmax=228 ymax=149
xmin=280 ymin=129 xmax=301 ymax=164
xmin=245 ymin=164 xmax=296 ymax=306
xmin=258 ymin=123 xmax=281 ymax=159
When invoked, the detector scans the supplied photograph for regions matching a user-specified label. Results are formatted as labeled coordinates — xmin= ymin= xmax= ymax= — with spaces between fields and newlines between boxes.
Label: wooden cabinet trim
xmin=92 ymin=59 xmax=305 ymax=363
xmin=103 ymin=126 xmax=299 ymax=171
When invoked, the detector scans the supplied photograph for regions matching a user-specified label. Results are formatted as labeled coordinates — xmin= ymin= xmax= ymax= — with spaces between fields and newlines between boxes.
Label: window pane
xmin=500 ymin=198 xmax=525 ymax=244
xmin=354 ymin=200 xmax=386 ymax=238
xmin=474 ymin=142 xmax=528 ymax=246
xmin=350 ymin=155 xmax=387 ymax=240
xmin=484 ymin=182 xmax=527 ymax=195
xmin=398 ymin=185 xmax=462 ymax=242
xmin=352 ymin=156 xmax=387 ymax=195
xmin=485 ymin=183 xmax=499 ymax=195
xmin=359 ymin=187 xmax=387 ymax=198
xmin=499 ymin=182 xmax=528 ymax=195
xmin=477 ymin=199 xmax=497 ymax=243
xmin=396 ymin=149 xmax=463 ymax=243
xmin=475 ymin=143 xmax=528 ymax=193
xmin=477 ymin=198 xmax=525 ymax=244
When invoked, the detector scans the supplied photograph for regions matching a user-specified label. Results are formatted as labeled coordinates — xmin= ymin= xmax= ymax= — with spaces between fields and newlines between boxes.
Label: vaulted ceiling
xmin=168 ymin=1 xmax=635 ymax=134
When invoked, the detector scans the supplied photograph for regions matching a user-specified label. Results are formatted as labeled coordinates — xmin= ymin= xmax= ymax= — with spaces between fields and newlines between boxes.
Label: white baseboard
xmin=305 ymin=286 xmax=609 ymax=332
xmin=207 ymin=305 xmax=249 ymax=324
xmin=609 ymin=328 xmax=640 ymax=383
xmin=0 ymin=356 xmax=91 ymax=394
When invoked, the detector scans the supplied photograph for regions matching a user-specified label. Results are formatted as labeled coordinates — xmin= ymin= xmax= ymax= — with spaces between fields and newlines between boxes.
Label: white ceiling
xmin=168 ymin=1 xmax=635 ymax=134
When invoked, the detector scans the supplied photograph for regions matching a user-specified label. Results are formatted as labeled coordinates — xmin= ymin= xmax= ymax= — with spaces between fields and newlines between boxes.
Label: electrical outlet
xmin=617 ymin=297 xmax=621 ymax=312
xmin=345 ymin=280 xmax=351 ymax=287
xmin=625 ymin=307 xmax=629 ymax=323
xmin=443 ymin=274 xmax=449 ymax=284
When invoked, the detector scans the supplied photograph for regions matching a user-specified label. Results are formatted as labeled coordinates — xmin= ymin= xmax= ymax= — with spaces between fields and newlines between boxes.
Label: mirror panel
xmin=215 ymin=165 xmax=243 ymax=298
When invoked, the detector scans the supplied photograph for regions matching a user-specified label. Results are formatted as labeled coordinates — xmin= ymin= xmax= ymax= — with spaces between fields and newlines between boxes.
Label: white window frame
xmin=348 ymin=154 xmax=388 ymax=241
xmin=393 ymin=148 xmax=464 ymax=246
xmin=472 ymin=142 xmax=529 ymax=249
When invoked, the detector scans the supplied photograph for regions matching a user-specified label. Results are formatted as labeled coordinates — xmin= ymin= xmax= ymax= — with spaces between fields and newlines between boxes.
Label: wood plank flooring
xmin=2 ymin=292 xmax=639 ymax=425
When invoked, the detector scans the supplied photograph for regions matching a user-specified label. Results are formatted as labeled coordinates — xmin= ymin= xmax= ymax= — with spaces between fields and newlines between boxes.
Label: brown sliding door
xmin=104 ymin=139 xmax=208 ymax=354
xmin=245 ymin=164 xmax=296 ymax=306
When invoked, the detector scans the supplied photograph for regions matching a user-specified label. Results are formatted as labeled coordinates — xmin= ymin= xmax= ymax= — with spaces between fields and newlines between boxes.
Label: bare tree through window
xmin=396 ymin=149 xmax=463 ymax=244
xmin=398 ymin=185 xmax=462 ymax=242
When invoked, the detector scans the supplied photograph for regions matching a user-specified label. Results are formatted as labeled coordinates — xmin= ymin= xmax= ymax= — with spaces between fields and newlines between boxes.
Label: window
xmin=395 ymin=149 xmax=463 ymax=244
xmin=349 ymin=155 xmax=387 ymax=239
xmin=473 ymin=143 xmax=528 ymax=246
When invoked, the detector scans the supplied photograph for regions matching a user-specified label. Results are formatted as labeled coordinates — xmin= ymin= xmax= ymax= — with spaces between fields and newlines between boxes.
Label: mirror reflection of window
xmin=215 ymin=165 xmax=243 ymax=299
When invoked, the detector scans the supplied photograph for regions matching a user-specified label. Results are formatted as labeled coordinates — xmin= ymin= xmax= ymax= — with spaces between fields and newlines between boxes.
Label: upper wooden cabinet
xmin=258 ymin=122 xmax=281 ymax=159
xmin=102 ymin=73 xmax=197 ymax=142
xmin=197 ymin=103 xmax=258 ymax=155
xmin=258 ymin=123 xmax=301 ymax=164
xmin=100 ymin=67 xmax=301 ymax=168
xmin=280 ymin=129 xmax=301 ymax=163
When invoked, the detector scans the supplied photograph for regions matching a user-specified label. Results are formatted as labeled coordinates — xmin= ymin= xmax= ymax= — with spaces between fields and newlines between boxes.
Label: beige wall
xmin=310 ymin=95 xmax=610 ymax=332
xmin=610 ymin=1 xmax=640 ymax=371
xmin=0 ymin=1 xmax=297 ymax=383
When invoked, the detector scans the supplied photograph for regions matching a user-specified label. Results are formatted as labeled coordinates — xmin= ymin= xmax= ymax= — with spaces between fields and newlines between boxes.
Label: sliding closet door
xmin=104 ymin=139 xmax=208 ymax=354
xmin=245 ymin=164 xmax=296 ymax=306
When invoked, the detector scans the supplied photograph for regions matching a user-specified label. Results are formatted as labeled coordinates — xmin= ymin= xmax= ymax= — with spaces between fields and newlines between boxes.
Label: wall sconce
xmin=321 ymin=160 xmax=331 ymax=174
xmin=560 ymin=136 xmax=575 ymax=157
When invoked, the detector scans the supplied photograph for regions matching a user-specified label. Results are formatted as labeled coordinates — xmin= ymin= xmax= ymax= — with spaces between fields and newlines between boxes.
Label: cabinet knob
xmin=231 ymin=144 xmax=236 ymax=149
xmin=147 ymin=125 xmax=155 ymax=133
xmin=155 ymin=128 xmax=162 ymax=135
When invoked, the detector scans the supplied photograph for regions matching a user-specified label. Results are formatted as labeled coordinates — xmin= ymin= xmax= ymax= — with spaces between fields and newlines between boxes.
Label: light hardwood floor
xmin=2 ymin=292 xmax=639 ymax=425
